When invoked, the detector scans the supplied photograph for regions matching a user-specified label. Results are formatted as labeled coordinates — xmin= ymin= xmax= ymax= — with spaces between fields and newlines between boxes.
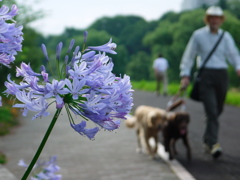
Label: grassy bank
xmin=131 ymin=80 xmax=240 ymax=107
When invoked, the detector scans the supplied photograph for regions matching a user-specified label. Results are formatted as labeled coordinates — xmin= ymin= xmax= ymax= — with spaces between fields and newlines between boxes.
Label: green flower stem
xmin=21 ymin=108 xmax=62 ymax=180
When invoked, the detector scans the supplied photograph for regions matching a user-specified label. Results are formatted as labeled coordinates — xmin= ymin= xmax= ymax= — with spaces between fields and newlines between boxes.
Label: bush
xmin=0 ymin=98 xmax=20 ymax=136
xmin=0 ymin=151 xmax=7 ymax=164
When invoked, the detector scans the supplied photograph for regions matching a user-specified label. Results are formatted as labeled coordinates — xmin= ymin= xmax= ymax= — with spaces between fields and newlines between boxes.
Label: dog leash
xmin=166 ymin=86 xmax=187 ymax=112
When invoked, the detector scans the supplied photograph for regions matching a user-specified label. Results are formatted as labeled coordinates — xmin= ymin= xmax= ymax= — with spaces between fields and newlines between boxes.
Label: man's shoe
xmin=211 ymin=143 xmax=222 ymax=159
xmin=203 ymin=143 xmax=211 ymax=153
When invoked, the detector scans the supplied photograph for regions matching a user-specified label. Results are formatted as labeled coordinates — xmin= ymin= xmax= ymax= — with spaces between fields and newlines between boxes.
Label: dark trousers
xmin=199 ymin=68 xmax=228 ymax=148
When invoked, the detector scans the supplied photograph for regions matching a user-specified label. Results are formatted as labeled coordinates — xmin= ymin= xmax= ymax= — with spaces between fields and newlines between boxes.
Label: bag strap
xmin=196 ymin=31 xmax=225 ymax=77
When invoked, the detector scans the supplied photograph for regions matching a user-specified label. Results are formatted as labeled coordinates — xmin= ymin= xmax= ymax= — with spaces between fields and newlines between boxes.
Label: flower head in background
xmin=0 ymin=3 xmax=23 ymax=67
xmin=4 ymin=31 xmax=133 ymax=140
xmin=18 ymin=156 xmax=62 ymax=180
xmin=87 ymin=38 xmax=117 ymax=54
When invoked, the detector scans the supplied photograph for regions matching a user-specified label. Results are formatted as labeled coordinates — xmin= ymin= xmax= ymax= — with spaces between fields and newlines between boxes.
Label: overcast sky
xmin=17 ymin=0 xmax=183 ymax=36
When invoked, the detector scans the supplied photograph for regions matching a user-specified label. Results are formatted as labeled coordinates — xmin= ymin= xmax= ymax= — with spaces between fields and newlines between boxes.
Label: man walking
xmin=180 ymin=6 xmax=240 ymax=159
xmin=153 ymin=53 xmax=169 ymax=96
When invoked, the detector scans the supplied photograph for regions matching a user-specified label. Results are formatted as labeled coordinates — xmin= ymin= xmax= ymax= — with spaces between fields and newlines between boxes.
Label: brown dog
xmin=125 ymin=105 xmax=167 ymax=158
xmin=162 ymin=111 xmax=191 ymax=160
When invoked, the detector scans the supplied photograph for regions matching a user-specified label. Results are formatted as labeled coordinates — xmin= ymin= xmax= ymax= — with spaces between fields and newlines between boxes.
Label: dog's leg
xmin=152 ymin=135 xmax=158 ymax=156
xmin=136 ymin=128 xmax=142 ymax=153
xmin=169 ymin=138 xmax=176 ymax=160
xmin=173 ymin=139 xmax=178 ymax=155
xmin=163 ymin=132 xmax=170 ymax=153
xmin=145 ymin=136 xmax=152 ymax=155
xmin=182 ymin=136 xmax=191 ymax=160
xmin=144 ymin=132 xmax=154 ymax=157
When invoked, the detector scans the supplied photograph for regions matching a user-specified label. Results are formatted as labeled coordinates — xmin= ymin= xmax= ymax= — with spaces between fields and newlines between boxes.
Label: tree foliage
xmin=42 ymin=9 xmax=240 ymax=87
xmin=226 ymin=0 xmax=240 ymax=19
xmin=126 ymin=51 xmax=152 ymax=81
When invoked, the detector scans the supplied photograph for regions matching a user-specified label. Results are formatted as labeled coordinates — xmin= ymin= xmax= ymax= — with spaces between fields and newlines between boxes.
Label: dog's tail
xmin=125 ymin=115 xmax=136 ymax=128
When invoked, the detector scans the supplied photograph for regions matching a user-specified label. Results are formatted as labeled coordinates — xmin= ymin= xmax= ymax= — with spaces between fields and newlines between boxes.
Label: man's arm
xmin=225 ymin=32 xmax=240 ymax=77
xmin=180 ymin=33 xmax=198 ymax=77
xmin=180 ymin=32 xmax=198 ymax=88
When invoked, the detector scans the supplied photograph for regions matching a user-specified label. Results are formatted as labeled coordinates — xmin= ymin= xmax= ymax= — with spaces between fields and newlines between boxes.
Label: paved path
xmin=0 ymin=91 xmax=182 ymax=180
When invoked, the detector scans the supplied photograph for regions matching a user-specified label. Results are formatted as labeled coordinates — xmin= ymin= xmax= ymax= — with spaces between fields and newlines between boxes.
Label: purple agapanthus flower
xmin=71 ymin=121 xmax=99 ymax=139
xmin=45 ymin=79 xmax=69 ymax=108
xmin=87 ymin=38 xmax=117 ymax=54
xmin=18 ymin=156 xmax=62 ymax=180
xmin=4 ymin=31 xmax=133 ymax=140
xmin=0 ymin=4 xmax=23 ymax=67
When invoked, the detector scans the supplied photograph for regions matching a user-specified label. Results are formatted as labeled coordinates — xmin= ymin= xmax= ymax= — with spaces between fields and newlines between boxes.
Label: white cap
xmin=206 ymin=6 xmax=224 ymax=16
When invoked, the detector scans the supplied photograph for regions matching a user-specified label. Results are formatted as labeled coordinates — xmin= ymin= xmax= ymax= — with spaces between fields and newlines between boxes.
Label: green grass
xmin=225 ymin=88 xmax=240 ymax=107
xmin=0 ymin=151 xmax=7 ymax=164
xmin=131 ymin=80 xmax=188 ymax=95
xmin=131 ymin=80 xmax=240 ymax=107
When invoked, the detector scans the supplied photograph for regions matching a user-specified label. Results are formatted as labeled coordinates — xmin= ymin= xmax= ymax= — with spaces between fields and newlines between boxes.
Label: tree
xmin=226 ymin=0 xmax=240 ymax=19
xmin=160 ymin=11 xmax=182 ymax=23
xmin=143 ymin=9 xmax=205 ymax=82
xmin=88 ymin=15 xmax=157 ymax=55
xmin=218 ymin=0 xmax=228 ymax=10
xmin=126 ymin=51 xmax=152 ymax=81
xmin=88 ymin=15 xmax=147 ymax=37
xmin=32 ymin=8 xmax=240 ymax=88
xmin=111 ymin=45 xmax=129 ymax=76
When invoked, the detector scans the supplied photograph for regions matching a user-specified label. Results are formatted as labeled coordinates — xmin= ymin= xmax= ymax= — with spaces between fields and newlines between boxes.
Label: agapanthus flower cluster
xmin=18 ymin=156 xmax=62 ymax=180
xmin=0 ymin=2 xmax=23 ymax=67
xmin=4 ymin=31 xmax=133 ymax=139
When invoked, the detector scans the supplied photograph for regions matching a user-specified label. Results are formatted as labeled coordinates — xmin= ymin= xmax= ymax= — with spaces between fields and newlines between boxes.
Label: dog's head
xmin=167 ymin=112 xmax=190 ymax=135
xmin=147 ymin=110 xmax=167 ymax=128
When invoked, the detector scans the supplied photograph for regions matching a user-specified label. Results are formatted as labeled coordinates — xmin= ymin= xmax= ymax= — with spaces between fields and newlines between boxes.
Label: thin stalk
xmin=47 ymin=61 xmax=55 ymax=78
xmin=65 ymin=104 xmax=74 ymax=124
xmin=21 ymin=108 xmax=62 ymax=180
xmin=60 ymin=63 xmax=66 ymax=79
xmin=57 ymin=60 xmax=61 ymax=79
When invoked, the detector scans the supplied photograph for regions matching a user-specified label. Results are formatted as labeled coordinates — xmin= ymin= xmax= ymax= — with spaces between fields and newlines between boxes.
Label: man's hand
xmin=180 ymin=76 xmax=190 ymax=90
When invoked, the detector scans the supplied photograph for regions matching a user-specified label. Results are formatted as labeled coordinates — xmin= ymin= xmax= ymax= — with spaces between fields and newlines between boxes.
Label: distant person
xmin=153 ymin=53 xmax=169 ymax=96
xmin=180 ymin=6 xmax=240 ymax=159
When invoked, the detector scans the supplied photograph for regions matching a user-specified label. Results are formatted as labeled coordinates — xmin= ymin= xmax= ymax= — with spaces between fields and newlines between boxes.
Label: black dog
xmin=162 ymin=112 xmax=191 ymax=160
